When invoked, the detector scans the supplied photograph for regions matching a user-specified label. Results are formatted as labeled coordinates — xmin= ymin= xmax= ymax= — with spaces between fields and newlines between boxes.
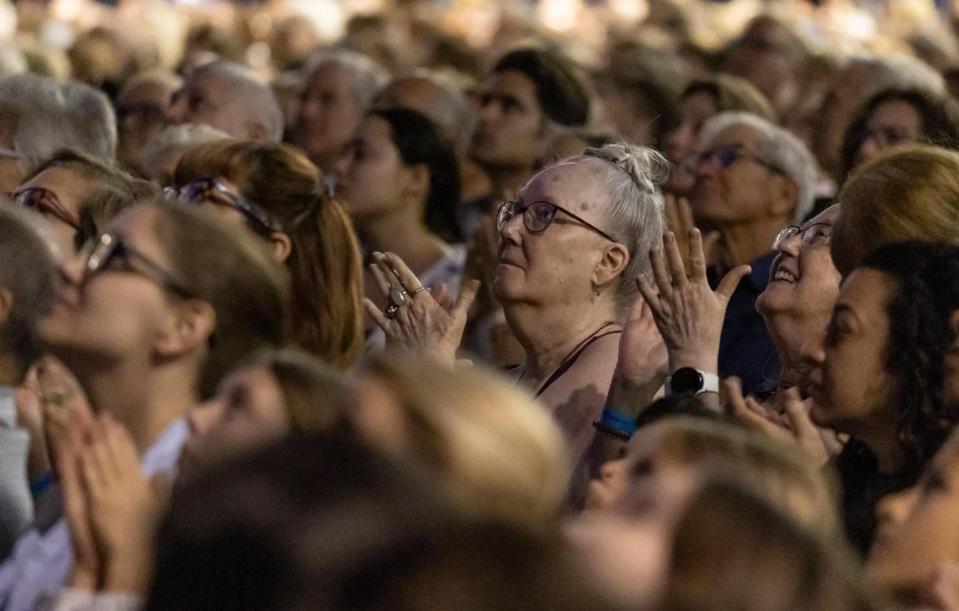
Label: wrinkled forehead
xmin=517 ymin=160 xmax=610 ymax=218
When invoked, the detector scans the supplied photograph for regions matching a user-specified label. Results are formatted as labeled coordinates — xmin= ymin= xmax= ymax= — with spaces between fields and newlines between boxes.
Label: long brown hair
xmin=174 ymin=140 xmax=364 ymax=368
xmin=151 ymin=201 xmax=290 ymax=399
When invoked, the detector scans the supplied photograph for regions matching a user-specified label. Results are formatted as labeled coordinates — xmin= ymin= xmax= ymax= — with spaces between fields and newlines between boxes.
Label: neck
xmin=766 ymin=315 xmax=810 ymax=391
xmin=0 ymin=353 xmax=23 ymax=386
xmin=506 ymin=298 xmax=621 ymax=382
xmin=853 ymin=414 xmax=907 ymax=475
xmin=715 ymin=216 xmax=787 ymax=271
xmin=79 ymin=358 xmax=199 ymax=453
xmin=359 ymin=211 xmax=447 ymax=274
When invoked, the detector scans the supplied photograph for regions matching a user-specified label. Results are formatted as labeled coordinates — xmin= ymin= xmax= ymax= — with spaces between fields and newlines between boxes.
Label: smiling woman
xmin=756 ymin=204 xmax=842 ymax=392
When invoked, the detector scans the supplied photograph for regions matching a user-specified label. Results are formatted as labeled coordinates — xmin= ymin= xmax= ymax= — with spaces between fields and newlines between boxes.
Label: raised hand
xmin=58 ymin=420 xmax=99 ymax=591
xmin=664 ymin=195 xmax=720 ymax=272
xmin=637 ymin=230 xmax=750 ymax=374
xmin=364 ymin=251 xmax=480 ymax=366
xmin=78 ymin=414 xmax=161 ymax=593
xmin=606 ymin=292 xmax=668 ymax=416
xmin=723 ymin=377 xmax=830 ymax=467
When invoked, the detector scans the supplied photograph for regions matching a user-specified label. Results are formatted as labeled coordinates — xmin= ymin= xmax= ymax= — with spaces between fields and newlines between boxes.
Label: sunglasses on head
xmin=165 ymin=177 xmax=278 ymax=236
xmin=14 ymin=187 xmax=81 ymax=230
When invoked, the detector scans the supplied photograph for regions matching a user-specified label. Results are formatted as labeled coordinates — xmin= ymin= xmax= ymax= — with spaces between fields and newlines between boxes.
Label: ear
xmin=153 ymin=300 xmax=217 ymax=359
xmin=269 ymin=232 xmax=293 ymax=263
xmin=593 ymin=242 xmax=630 ymax=288
xmin=769 ymin=175 xmax=799 ymax=219
xmin=949 ymin=309 xmax=959 ymax=339
xmin=0 ymin=288 xmax=12 ymax=328
xmin=247 ymin=120 xmax=270 ymax=142
xmin=402 ymin=164 xmax=430 ymax=204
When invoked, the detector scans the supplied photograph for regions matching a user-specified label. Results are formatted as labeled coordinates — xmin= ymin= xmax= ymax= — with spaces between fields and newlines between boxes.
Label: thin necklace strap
xmin=521 ymin=322 xmax=621 ymax=399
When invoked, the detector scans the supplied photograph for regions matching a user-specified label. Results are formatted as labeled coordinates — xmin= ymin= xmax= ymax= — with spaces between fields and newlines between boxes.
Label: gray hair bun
xmin=584 ymin=143 xmax=670 ymax=195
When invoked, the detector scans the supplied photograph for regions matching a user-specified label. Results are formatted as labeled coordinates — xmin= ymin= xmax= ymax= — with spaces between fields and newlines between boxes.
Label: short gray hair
xmin=700 ymin=111 xmax=818 ymax=223
xmin=0 ymin=74 xmax=117 ymax=166
xmin=303 ymin=49 xmax=388 ymax=110
xmin=194 ymin=61 xmax=284 ymax=142
xmin=560 ymin=143 xmax=668 ymax=311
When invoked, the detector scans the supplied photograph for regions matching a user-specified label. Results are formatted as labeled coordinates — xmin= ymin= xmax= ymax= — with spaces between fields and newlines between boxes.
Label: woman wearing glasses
xmin=837 ymin=87 xmax=959 ymax=186
xmin=0 ymin=200 xmax=289 ymax=610
xmin=755 ymin=204 xmax=842 ymax=398
xmin=13 ymin=150 xmax=156 ymax=255
xmin=172 ymin=140 xmax=364 ymax=369
xmin=366 ymin=142 xmax=666 ymax=500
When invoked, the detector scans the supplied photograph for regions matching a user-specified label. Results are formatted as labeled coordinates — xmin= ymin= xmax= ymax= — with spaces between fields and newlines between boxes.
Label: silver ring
xmin=389 ymin=284 xmax=409 ymax=307
xmin=385 ymin=302 xmax=400 ymax=319
xmin=412 ymin=286 xmax=428 ymax=295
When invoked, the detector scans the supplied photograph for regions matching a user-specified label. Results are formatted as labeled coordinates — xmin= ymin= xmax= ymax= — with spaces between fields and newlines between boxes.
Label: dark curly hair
xmin=838 ymin=88 xmax=959 ymax=185
xmin=861 ymin=240 xmax=959 ymax=476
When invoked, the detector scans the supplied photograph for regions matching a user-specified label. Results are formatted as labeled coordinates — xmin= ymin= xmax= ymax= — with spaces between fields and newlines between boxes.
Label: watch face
xmin=671 ymin=368 xmax=704 ymax=394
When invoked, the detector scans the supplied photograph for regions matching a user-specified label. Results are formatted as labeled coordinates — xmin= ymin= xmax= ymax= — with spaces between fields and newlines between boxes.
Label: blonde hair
xmin=833 ymin=143 xmax=959 ymax=275
xmin=365 ymin=355 xmax=569 ymax=529
xmin=628 ymin=417 xmax=840 ymax=539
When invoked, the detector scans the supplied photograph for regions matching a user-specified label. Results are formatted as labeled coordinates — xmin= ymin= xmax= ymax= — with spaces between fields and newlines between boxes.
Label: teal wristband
xmin=599 ymin=405 xmax=638 ymax=436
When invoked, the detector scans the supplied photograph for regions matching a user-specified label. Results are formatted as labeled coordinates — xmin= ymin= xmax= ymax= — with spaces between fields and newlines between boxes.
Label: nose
xmin=187 ymin=399 xmax=225 ymax=437
xmin=857 ymin=136 xmax=881 ymax=164
xmin=777 ymin=229 xmax=803 ymax=257
xmin=166 ymin=88 xmax=187 ymax=124
xmin=476 ymin=98 xmax=501 ymax=125
xmin=60 ymin=252 xmax=86 ymax=287
xmin=497 ymin=208 xmax=524 ymax=244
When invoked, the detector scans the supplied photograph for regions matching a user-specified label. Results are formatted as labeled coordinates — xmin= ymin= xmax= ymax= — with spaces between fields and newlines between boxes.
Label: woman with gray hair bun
xmin=364 ymin=142 xmax=666 ymax=500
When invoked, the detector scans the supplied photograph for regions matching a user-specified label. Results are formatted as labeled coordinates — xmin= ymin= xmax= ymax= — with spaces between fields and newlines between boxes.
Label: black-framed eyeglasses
xmin=165 ymin=177 xmax=279 ymax=236
xmin=13 ymin=187 xmax=81 ymax=230
xmin=691 ymin=144 xmax=784 ymax=175
xmin=84 ymin=232 xmax=193 ymax=299
xmin=496 ymin=200 xmax=619 ymax=243
xmin=772 ymin=222 xmax=833 ymax=250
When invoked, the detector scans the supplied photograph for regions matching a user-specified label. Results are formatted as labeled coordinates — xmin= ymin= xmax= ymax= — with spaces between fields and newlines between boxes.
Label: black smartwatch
xmin=666 ymin=367 xmax=719 ymax=396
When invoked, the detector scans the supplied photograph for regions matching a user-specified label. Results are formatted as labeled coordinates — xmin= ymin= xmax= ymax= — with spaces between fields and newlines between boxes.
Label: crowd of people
xmin=3 ymin=0 xmax=959 ymax=609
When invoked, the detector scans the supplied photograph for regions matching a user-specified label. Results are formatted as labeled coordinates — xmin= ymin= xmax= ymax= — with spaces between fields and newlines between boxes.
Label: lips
xmin=770 ymin=256 xmax=800 ymax=284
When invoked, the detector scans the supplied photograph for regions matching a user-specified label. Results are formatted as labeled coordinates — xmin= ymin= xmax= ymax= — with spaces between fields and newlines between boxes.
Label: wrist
xmin=667 ymin=351 xmax=717 ymax=376
xmin=608 ymin=373 xmax=662 ymax=417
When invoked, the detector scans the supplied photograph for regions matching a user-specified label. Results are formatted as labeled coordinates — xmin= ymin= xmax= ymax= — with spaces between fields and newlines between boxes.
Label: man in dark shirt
xmin=709 ymin=251 xmax=779 ymax=395
xmin=691 ymin=111 xmax=818 ymax=396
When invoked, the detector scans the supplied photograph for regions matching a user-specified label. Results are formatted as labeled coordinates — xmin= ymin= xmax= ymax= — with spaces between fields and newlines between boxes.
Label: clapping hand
xmin=59 ymin=414 xmax=168 ymax=594
xmin=723 ymin=377 xmax=831 ymax=467
xmin=637 ymin=230 xmax=750 ymax=374
xmin=364 ymin=251 xmax=480 ymax=367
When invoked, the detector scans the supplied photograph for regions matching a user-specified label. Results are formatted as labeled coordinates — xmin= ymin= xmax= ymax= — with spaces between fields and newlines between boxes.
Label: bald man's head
xmin=167 ymin=61 xmax=283 ymax=141
xmin=375 ymin=71 xmax=471 ymax=151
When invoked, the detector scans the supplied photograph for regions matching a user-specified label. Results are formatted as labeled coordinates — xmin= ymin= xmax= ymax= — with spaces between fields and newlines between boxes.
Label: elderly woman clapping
xmin=365 ymin=143 xmax=667 ymax=487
